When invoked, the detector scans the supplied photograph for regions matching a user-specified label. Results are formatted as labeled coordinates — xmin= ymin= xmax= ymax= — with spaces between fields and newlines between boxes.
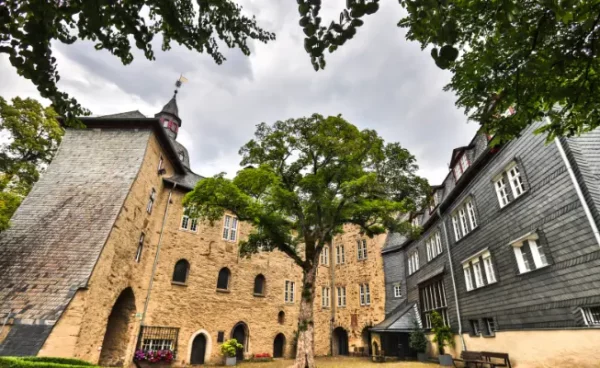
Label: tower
xmin=155 ymin=77 xmax=186 ymax=141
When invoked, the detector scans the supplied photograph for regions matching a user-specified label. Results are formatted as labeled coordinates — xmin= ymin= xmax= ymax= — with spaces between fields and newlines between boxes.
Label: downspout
xmin=141 ymin=183 xmax=177 ymax=326
xmin=437 ymin=208 xmax=466 ymax=351
xmin=554 ymin=137 xmax=600 ymax=247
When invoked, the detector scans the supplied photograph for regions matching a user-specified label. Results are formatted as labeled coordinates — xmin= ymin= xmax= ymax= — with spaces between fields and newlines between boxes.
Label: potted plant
xmin=409 ymin=321 xmax=429 ymax=362
xmin=221 ymin=338 xmax=243 ymax=366
xmin=430 ymin=311 xmax=455 ymax=366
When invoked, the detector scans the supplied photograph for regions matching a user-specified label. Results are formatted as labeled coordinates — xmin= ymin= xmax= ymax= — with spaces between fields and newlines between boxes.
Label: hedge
xmin=0 ymin=357 xmax=97 ymax=368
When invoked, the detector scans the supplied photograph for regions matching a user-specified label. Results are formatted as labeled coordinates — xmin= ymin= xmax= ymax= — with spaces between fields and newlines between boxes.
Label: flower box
xmin=134 ymin=350 xmax=174 ymax=366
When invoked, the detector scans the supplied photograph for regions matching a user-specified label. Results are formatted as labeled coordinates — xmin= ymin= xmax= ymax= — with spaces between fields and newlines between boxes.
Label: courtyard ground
xmin=237 ymin=356 xmax=437 ymax=368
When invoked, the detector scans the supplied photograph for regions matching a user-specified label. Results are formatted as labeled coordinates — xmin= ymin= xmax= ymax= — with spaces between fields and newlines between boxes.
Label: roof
xmin=156 ymin=95 xmax=181 ymax=125
xmin=164 ymin=169 xmax=204 ymax=191
xmin=371 ymin=302 xmax=420 ymax=332
xmin=99 ymin=110 xmax=147 ymax=119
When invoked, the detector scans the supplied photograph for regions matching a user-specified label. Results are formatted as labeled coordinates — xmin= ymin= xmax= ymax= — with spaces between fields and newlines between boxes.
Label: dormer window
xmin=453 ymin=152 xmax=471 ymax=181
xmin=178 ymin=151 xmax=185 ymax=161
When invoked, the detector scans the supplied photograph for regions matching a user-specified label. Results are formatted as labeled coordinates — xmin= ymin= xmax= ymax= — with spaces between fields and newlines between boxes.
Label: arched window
xmin=217 ymin=267 xmax=231 ymax=290
xmin=278 ymin=311 xmax=285 ymax=324
xmin=172 ymin=259 xmax=189 ymax=284
xmin=254 ymin=274 xmax=266 ymax=296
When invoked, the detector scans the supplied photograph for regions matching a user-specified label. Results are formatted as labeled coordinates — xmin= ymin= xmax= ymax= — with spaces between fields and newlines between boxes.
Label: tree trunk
xmin=291 ymin=264 xmax=317 ymax=368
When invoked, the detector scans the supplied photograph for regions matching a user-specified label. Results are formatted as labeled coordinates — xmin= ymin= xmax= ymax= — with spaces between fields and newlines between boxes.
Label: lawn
xmin=238 ymin=356 xmax=437 ymax=368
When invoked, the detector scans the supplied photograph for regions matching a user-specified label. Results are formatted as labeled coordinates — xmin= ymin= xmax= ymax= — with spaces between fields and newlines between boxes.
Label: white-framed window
xmin=157 ymin=155 xmax=164 ymax=174
xmin=222 ymin=215 xmax=238 ymax=241
xmin=494 ymin=176 xmax=510 ymax=208
xmin=483 ymin=317 xmax=496 ymax=336
xmin=433 ymin=191 xmax=440 ymax=206
xmin=426 ymin=231 xmax=443 ymax=262
xmin=393 ymin=283 xmax=402 ymax=298
xmin=494 ymin=162 xmax=526 ymax=207
xmin=180 ymin=208 xmax=198 ymax=232
xmin=463 ymin=265 xmax=474 ymax=291
xmin=146 ymin=188 xmax=156 ymax=213
xmin=408 ymin=250 xmax=420 ymax=275
xmin=581 ymin=306 xmax=600 ymax=326
xmin=337 ymin=286 xmax=347 ymax=307
xmin=142 ymin=339 xmax=173 ymax=351
xmin=412 ymin=217 xmax=419 ymax=227
xmin=336 ymin=245 xmax=345 ymax=264
xmin=357 ymin=239 xmax=368 ymax=260
xmin=462 ymin=250 xmax=497 ymax=290
xmin=320 ymin=246 xmax=329 ymax=265
xmin=359 ymin=283 xmax=371 ymax=306
xmin=507 ymin=165 xmax=525 ymax=198
xmin=322 ymin=287 xmax=330 ymax=308
xmin=470 ymin=320 xmax=480 ymax=335
xmin=284 ymin=280 xmax=295 ymax=303
xmin=512 ymin=234 xmax=549 ymax=274
xmin=135 ymin=232 xmax=145 ymax=263
xmin=452 ymin=199 xmax=478 ymax=241
xmin=453 ymin=152 xmax=471 ymax=180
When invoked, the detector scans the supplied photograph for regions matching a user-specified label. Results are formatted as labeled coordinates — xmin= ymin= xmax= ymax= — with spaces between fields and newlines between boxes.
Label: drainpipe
xmin=141 ymin=183 xmax=177 ymax=326
xmin=437 ymin=208 xmax=466 ymax=352
xmin=554 ymin=137 xmax=600 ymax=248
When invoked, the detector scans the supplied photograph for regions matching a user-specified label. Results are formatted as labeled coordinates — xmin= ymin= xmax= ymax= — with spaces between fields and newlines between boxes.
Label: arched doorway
xmin=190 ymin=333 xmax=207 ymax=364
xmin=361 ymin=326 xmax=371 ymax=356
xmin=332 ymin=327 xmax=349 ymax=356
xmin=99 ymin=288 xmax=136 ymax=367
xmin=273 ymin=333 xmax=285 ymax=358
xmin=231 ymin=322 xmax=248 ymax=361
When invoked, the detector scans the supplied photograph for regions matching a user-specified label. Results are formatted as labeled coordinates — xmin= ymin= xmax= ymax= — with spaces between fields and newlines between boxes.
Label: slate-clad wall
xmin=0 ymin=128 xmax=150 ymax=356
xmin=382 ymin=250 xmax=406 ymax=314
xmin=443 ymin=122 xmax=600 ymax=331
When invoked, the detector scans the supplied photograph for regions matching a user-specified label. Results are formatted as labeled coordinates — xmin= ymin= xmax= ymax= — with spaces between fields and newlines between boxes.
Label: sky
xmin=0 ymin=0 xmax=479 ymax=186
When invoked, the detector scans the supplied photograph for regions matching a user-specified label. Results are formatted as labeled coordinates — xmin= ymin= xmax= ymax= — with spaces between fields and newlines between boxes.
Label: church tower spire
xmin=155 ymin=76 xmax=187 ymax=140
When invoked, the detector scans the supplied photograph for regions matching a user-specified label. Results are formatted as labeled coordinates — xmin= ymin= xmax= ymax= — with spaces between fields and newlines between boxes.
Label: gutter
xmin=141 ymin=183 xmax=177 ymax=326
xmin=437 ymin=207 xmax=466 ymax=352
xmin=554 ymin=137 xmax=600 ymax=248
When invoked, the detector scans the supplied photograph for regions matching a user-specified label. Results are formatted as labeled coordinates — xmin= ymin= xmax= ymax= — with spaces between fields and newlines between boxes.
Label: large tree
xmin=0 ymin=0 xmax=275 ymax=123
xmin=183 ymin=114 xmax=428 ymax=368
xmin=0 ymin=97 xmax=63 ymax=231
xmin=299 ymin=0 xmax=600 ymax=143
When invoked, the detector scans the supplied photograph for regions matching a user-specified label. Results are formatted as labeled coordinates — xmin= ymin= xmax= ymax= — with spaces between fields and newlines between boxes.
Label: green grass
xmin=0 ymin=357 xmax=96 ymax=368
xmin=237 ymin=356 xmax=437 ymax=368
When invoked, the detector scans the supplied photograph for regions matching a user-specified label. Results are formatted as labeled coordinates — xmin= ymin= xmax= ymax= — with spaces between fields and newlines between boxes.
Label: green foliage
xmin=300 ymin=0 xmax=600 ymax=142
xmin=408 ymin=320 xmax=428 ymax=353
xmin=220 ymin=338 xmax=244 ymax=358
xmin=430 ymin=311 xmax=454 ymax=355
xmin=0 ymin=97 xmax=63 ymax=231
xmin=0 ymin=357 xmax=95 ymax=368
xmin=184 ymin=114 xmax=428 ymax=269
xmin=0 ymin=1 xmax=275 ymax=123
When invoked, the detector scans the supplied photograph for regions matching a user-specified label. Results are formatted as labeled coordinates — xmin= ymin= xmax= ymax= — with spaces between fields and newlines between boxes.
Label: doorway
xmin=231 ymin=322 xmax=248 ymax=361
xmin=99 ymin=288 xmax=136 ymax=367
xmin=332 ymin=327 xmax=349 ymax=356
xmin=190 ymin=333 xmax=207 ymax=364
xmin=273 ymin=333 xmax=285 ymax=358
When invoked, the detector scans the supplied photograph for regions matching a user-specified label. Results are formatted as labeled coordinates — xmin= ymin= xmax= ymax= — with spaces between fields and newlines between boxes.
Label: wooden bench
xmin=453 ymin=351 xmax=491 ymax=368
xmin=481 ymin=351 xmax=512 ymax=368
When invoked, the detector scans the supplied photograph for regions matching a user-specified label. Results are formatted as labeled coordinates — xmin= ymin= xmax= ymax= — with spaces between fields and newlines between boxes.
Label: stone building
xmin=373 ymin=121 xmax=600 ymax=367
xmin=0 ymin=93 xmax=385 ymax=365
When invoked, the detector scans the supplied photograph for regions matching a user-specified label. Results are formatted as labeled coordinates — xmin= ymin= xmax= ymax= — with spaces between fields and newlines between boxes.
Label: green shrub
xmin=409 ymin=322 xmax=428 ymax=353
xmin=0 ymin=357 xmax=96 ymax=368
xmin=431 ymin=311 xmax=454 ymax=355
xmin=220 ymin=338 xmax=243 ymax=358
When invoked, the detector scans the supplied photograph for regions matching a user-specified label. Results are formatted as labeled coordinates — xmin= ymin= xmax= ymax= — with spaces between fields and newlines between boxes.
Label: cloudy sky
xmin=0 ymin=0 xmax=479 ymax=185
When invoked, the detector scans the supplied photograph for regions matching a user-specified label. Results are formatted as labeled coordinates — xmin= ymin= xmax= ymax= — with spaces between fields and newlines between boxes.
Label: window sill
xmin=482 ymin=334 xmax=496 ymax=338
xmin=466 ymin=281 xmax=497 ymax=293
xmin=517 ymin=264 xmax=551 ymax=276
xmin=171 ymin=281 xmax=188 ymax=287
xmin=427 ymin=253 xmax=443 ymax=263
xmin=497 ymin=190 xmax=529 ymax=212
xmin=221 ymin=238 xmax=238 ymax=243
xmin=321 ymin=307 xmax=330 ymax=310
xmin=337 ymin=305 xmax=346 ymax=308
xmin=179 ymin=228 xmax=198 ymax=233
xmin=216 ymin=288 xmax=231 ymax=293
xmin=360 ymin=304 xmax=371 ymax=307
xmin=357 ymin=258 xmax=368 ymax=262
xmin=253 ymin=293 xmax=265 ymax=298
xmin=284 ymin=301 xmax=295 ymax=304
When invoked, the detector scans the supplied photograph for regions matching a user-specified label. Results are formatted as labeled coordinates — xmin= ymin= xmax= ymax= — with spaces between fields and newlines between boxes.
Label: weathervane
xmin=174 ymin=74 xmax=188 ymax=95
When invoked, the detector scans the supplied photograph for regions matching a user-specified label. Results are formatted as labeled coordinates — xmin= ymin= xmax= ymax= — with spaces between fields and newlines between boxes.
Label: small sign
xmin=217 ymin=331 xmax=225 ymax=343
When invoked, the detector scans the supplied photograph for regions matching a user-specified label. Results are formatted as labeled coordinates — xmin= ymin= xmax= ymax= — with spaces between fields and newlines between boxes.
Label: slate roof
xmin=371 ymin=302 xmax=420 ymax=332
xmin=164 ymin=168 xmax=204 ymax=191
xmin=99 ymin=110 xmax=147 ymax=119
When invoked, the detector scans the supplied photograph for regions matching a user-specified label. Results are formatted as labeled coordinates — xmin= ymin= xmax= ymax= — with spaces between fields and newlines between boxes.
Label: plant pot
xmin=438 ymin=354 xmax=454 ymax=366
xmin=417 ymin=352 xmax=428 ymax=362
xmin=225 ymin=356 xmax=237 ymax=366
